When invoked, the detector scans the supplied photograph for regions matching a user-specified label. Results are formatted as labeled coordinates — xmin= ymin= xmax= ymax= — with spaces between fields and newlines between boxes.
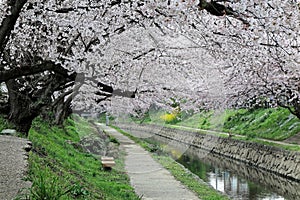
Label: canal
xmin=125 ymin=128 xmax=300 ymax=200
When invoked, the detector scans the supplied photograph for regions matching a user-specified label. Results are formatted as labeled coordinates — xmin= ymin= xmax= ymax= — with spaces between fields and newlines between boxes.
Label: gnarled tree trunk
xmin=6 ymin=79 xmax=38 ymax=135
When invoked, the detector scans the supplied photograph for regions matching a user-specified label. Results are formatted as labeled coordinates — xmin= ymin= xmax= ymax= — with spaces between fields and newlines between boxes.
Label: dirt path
xmin=97 ymin=123 xmax=200 ymax=200
xmin=0 ymin=135 xmax=31 ymax=200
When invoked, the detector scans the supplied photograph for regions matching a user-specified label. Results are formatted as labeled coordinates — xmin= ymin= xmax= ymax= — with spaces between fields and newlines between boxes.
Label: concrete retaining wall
xmin=116 ymin=123 xmax=300 ymax=181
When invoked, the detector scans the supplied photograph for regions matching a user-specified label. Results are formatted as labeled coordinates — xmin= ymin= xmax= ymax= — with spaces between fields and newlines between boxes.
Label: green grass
xmin=171 ymin=108 xmax=300 ymax=151
xmin=0 ymin=115 xmax=15 ymax=132
xmin=223 ymin=108 xmax=300 ymax=140
xmin=25 ymin=116 xmax=140 ymax=200
xmin=111 ymin=126 xmax=155 ymax=152
xmin=136 ymin=107 xmax=300 ymax=141
xmin=112 ymin=126 xmax=229 ymax=200
xmin=122 ymin=108 xmax=300 ymax=151
xmin=175 ymin=108 xmax=300 ymax=141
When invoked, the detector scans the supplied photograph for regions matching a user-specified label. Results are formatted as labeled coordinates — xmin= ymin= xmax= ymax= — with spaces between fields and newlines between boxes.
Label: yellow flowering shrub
xmin=160 ymin=113 xmax=177 ymax=123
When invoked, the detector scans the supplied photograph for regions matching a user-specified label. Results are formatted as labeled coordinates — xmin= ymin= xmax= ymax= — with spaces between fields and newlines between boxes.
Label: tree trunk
xmin=6 ymin=79 xmax=38 ymax=136
xmin=50 ymin=81 xmax=82 ymax=125
xmin=4 ymin=65 xmax=78 ymax=135
xmin=53 ymin=98 xmax=72 ymax=125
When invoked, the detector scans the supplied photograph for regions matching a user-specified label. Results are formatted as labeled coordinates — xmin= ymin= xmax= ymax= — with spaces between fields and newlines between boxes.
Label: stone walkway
xmin=0 ymin=135 xmax=32 ymax=200
xmin=97 ymin=123 xmax=199 ymax=200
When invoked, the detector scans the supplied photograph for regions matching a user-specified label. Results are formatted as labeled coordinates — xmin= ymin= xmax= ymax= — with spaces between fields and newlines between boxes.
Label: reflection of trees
xmin=178 ymin=154 xmax=210 ymax=182
xmin=179 ymin=155 xmax=251 ymax=198
xmin=248 ymin=182 xmax=266 ymax=200
xmin=184 ymin=147 xmax=300 ymax=200
xmin=222 ymin=171 xmax=249 ymax=198
xmin=160 ymin=140 xmax=253 ymax=198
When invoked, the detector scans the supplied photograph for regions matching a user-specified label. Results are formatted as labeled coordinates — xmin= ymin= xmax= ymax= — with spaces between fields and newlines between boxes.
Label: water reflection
xmin=209 ymin=169 xmax=249 ymax=198
xmin=148 ymin=135 xmax=300 ymax=200
xmin=179 ymin=153 xmax=287 ymax=200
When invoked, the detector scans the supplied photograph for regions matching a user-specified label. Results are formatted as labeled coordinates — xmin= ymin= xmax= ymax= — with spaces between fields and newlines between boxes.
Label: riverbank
xmin=116 ymin=123 xmax=300 ymax=182
xmin=133 ymin=107 xmax=300 ymax=141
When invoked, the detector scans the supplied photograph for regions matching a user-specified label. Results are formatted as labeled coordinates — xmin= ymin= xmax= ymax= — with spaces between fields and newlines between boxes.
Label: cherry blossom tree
xmin=0 ymin=0 xmax=299 ymax=134
xmin=216 ymin=1 xmax=300 ymax=117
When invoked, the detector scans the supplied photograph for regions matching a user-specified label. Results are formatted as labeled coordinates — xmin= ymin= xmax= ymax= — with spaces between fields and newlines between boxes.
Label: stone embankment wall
xmin=116 ymin=123 xmax=300 ymax=182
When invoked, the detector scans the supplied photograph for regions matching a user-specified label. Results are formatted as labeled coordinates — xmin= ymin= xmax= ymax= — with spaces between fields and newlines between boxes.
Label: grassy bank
xmin=222 ymin=108 xmax=300 ymax=140
xmin=178 ymin=108 xmax=300 ymax=140
xmin=133 ymin=107 xmax=300 ymax=141
xmin=24 ymin=116 xmax=139 ymax=200
xmin=112 ymin=126 xmax=230 ymax=200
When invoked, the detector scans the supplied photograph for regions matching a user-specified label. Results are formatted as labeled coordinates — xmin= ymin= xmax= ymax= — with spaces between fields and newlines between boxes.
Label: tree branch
xmin=198 ymin=0 xmax=249 ymax=26
xmin=95 ymin=81 xmax=138 ymax=103
xmin=0 ymin=0 xmax=27 ymax=54
xmin=133 ymin=48 xmax=155 ymax=60
xmin=0 ymin=60 xmax=74 ymax=82
xmin=64 ymin=32 xmax=81 ymax=55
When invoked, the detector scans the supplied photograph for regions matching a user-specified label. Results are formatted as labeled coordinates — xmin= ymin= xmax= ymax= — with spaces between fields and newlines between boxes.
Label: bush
xmin=160 ymin=106 xmax=182 ymax=124
xmin=160 ymin=113 xmax=179 ymax=124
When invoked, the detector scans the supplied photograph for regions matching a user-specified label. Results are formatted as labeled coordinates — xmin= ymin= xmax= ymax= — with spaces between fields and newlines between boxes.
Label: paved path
xmin=97 ymin=123 xmax=199 ymax=200
xmin=0 ymin=135 xmax=31 ymax=200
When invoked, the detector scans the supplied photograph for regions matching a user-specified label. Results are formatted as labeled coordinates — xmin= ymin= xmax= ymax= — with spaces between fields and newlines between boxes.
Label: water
xmin=177 ymin=151 xmax=287 ymax=200
xmin=144 ymin=135 xmax=300 ymax=200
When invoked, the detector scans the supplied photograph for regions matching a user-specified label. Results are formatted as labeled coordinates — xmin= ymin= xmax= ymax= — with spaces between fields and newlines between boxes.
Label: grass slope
xmin=25 ymin=116 xmax=139 ymax=200
xmin=175 ymin=108 xmax=300 ymax=141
